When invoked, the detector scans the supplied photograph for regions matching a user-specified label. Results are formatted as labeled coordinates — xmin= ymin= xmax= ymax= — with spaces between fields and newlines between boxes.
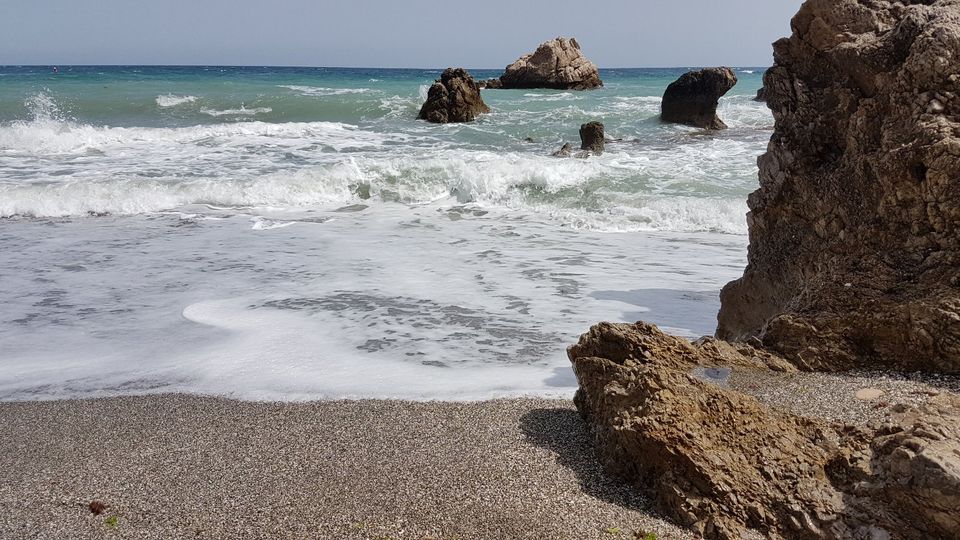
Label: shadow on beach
xmin=519 ymin=407 xmax=650 ymax=511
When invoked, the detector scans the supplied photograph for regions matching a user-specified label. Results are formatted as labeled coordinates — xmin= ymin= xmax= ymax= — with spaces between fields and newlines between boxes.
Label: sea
xmin=0 ymin=66 xmax=770 ymax=401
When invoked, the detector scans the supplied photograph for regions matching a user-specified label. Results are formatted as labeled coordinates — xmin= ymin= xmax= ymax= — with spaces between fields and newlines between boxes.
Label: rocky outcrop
xmin=499 ymin=38 xmax=602 ymax=90
xmin=570 ymin=322 xmax=960 ymax=540
xmin=660 ymin=68 xmax=737 ymax=129
xmin=717 ymin=0 xmax=960 ymax=372
xmin=417 ymin=68 xmax=490 ymax=123
xmin=579 ymin=122 xmax=604 ymax=154
xmin=754 ymin=86 xmax=766 ymax=102
xmin=478 ymin=78 xmax=503 ymax=89
xmin=551 ymin=143 xmax=572 ymax=158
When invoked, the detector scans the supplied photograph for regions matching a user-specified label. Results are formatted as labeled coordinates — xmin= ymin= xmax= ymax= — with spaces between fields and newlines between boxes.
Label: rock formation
xmin=570 ymin=322 xmax=960 ymax=540
xmin=579 ymin=122 xmax=604 ymax=154
xmin=660 ymin=67 xmax=737 ymax=129
xmin=478 ymin=78 xmax=503 ymax=89
xmin=717 ymin=0 xmax=960 ymax=373
xmin=551 ymin=143 xmax=572 ymax=158
xmin=754 ymin=86 xmax=766 ymax=102
xmin=499 ymin=38 xmax=602 ymax=90
xmin=417 ymin=68 xmax=490 ymax=124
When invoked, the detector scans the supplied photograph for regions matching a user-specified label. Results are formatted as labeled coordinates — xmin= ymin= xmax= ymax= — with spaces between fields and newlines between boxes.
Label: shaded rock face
xmin=551 ymin=143 xmax=572 ymax=158
xmin=660 ymin=68 xmax=737 ymax=129
xmin=478 ymin=78 xmax=502 ymax=89
xmin=579 ymin=122 xmax=604 ymax=154
xmin=499 ymin=38 xmax=602 ymax=90
xmin=417 ymin=68 xmax=490 ymax=124
xmin=754 ymin=86 xmax=766 ymax=102
xmin=717 ymin=0 xmax=960 ymax=372
xmin=570 ymin=322 xmax=960 ymax=540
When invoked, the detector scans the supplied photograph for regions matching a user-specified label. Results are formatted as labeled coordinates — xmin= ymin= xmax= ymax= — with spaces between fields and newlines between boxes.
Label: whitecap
xmin=156 ymin=94 xmax=197 ymax=107
xmin=199 ymin=106 xmax=273 ymax=117
xmin=278 ymin=85 xmax=374 ymax=96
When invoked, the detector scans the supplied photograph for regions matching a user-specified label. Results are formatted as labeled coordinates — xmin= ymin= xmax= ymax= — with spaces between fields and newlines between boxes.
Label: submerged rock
xmin=499 ymin=37 xmax=602 ymax=90
xmin=660 ymin=67 xmax=737 ymax=129
xmin=717 ymin=0 xmax=960 ymax=372
xmin=579 ymin=122 xmax=604 ymax=154
xmin=417 ymin=68 xmax=490 ymax=124
xmin=570 ymin=322 xmax=960 ymax=540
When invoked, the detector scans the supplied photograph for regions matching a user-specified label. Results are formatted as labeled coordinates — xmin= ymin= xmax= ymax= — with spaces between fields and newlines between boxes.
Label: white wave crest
xmin=200 ymin=106 xmax=272 ymax=117
xmin=278 ymin=85 xmax=374 ymax=97
xmin=156 ymin=94 xmax=197 ymax=107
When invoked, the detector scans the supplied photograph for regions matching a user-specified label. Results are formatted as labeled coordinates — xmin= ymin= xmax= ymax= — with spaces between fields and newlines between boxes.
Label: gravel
xmin=724 ymin=369 xmax=960 ymax=425
xmin=0 ymin=395 xmax=693 ymax=540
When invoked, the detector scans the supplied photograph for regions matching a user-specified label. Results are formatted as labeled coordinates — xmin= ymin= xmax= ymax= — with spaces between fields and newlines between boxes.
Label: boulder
xmin=579 ymin=122 xmax=604 ymax=154
xmin=551 ymin=143 xmax=572 ymax=157
xmin=478 ymin=78 xmax=503 ymax=89
xmin=570 ymin=322 xmax=960 ymax=540
xmin=417 ymin=68 xmax=490 ymax=124
xmin=716 ymin=0 xmax=960 ymax=372
xmin=499 ymin=38 xmax=602 ymax=90
xmin=660 ymin=67 xmax=737 ymax=129
xmin=754 ymin=86 xmax=766 ymax=102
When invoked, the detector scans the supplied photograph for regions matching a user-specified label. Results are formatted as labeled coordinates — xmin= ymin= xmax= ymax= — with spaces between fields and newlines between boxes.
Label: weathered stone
xmin=417 ymin=68 xmax=490 ymax=124
xmin=499 ymin=37 xmax=602 ymax=90
xmin=570 ymin=322 xmax=960 ymax=540
xmin=478 ymin=78 xmax=503 ymax=89
xmin=579 ymin=122 xmax=604 ymax=154
xmin=660 ymin=67 xmax=737 ymax=129
xmin=551 ymin=143 xmax=572 ymax=157
xmin=716 ymin=0 xmax=960 ymax=373
xmin=754 ymin=86 xmax=767 ymax=102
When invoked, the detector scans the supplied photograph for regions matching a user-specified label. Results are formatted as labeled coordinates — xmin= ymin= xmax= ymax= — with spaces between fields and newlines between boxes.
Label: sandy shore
xmin=0 ymin=395 xmax=692 ymax=540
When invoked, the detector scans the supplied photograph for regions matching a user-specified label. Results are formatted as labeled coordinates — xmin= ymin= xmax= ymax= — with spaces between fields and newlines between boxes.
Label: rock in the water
xmin=551 ymin=143 xmax=572 ymax=157
xmin=660 ymin=67 xmax=737 ymax=129
xmin=570 ymin=322 xmax=960 ymax=540
xmin=499 ymin=37 xmax=602 ymax=90
xmin=417 ymin=68 xmax=490 ymax=124
xmin=579 ymin=122 xmax=604 ymax=154
xmin=478 ymin=78 xmax=503 ymax=89
xmin=754 ymin=86 xmax=766 ymax=102
xmin=717 ymin=0 xmax=960 ymax=372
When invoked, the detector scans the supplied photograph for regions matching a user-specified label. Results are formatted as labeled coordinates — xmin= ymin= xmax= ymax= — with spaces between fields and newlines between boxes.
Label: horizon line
xmin=0 ymin=63 xmax=772 ymax=71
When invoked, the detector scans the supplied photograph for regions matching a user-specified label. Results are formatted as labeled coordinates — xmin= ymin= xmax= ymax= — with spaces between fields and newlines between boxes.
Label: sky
xmin=1 ymin=1 xmax=803 ymax=68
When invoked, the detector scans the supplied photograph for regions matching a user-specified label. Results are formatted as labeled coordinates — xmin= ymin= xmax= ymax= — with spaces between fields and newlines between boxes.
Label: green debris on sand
xmin=104 ymin=515 xmax=118 ymax=528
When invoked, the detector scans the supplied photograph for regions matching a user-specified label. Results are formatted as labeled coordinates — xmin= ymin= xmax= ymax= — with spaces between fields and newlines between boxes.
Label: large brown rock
xmin=417 ymin=68 xmax=490 ymax=124
xmin=499 ymin=38 xmax=602 ymax=90
xmin=660 ymin=68 xmax=737 ymax=129
xmin=570 ymin=322 xmax=960 ymax=540
xmin=579 ymin=121 xmax=604 ymax=154
xmin=717 ymin=0 xmax=960 ymax=373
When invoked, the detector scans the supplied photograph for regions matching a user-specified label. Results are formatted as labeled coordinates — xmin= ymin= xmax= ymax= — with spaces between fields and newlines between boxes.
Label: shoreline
xmin=0 ymin=393 xmax=693 ymax=540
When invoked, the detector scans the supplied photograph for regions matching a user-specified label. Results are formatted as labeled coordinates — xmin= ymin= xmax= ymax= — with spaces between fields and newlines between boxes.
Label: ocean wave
xmin=278 ymin=85 xmax=374 ymax=96
xmin=156 ymin=94 xmax=197 ymax=107
xmin=200 ymin=106 xmax=273 ymax=117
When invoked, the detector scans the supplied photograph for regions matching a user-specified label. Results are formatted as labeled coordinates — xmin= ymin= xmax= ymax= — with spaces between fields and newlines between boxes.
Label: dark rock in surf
xmin=417 ymin=68 xmax=490 ymax=124
xmin=478 ymin=78 xmax=503 ymax=89
xmin=660 ymin=67 xmax=737 ymax=129
xmin=579 ymin=122 xmax=604 ymax=154
xmin=551 ymin=143 xmax=572 ymax=157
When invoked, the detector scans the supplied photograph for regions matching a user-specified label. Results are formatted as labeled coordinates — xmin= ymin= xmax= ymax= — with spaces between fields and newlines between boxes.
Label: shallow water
xmin=0 ymin=66 xmax=767 ymax=400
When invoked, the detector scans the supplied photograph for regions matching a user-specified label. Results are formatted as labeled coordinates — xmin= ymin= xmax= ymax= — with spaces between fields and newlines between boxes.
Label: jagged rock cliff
xmin=717 ymin=0 xmax=960 ymax=372
xmin=417 ymin=68 xmax=489 ymax=123
xmin=498 ymin=38 xmax=602 ymax=90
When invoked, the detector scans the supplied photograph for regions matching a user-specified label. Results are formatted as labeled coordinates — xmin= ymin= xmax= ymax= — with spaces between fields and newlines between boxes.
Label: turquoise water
xmin=0 ymin=66 xmax=768 ymax=401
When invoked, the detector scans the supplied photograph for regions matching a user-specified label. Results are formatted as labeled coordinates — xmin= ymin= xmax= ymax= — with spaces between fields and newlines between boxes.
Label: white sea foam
xmin=279 ymin=85 xmax=374 ymax=96
xmin=200 ymin=106 xmax=273 ymax=117
xmin=155 ymin=94 xmax=197 ymax=107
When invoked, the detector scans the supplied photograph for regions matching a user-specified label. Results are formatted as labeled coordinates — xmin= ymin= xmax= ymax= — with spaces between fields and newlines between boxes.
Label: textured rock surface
xmin=570 ymin=322 xmax=960 ymax=540
xmin=579 ymin=122 xmax=604 ymax=154
xmin=478 ymin=78 xmax=503 ymax=89
xmin=417 ymin=68 xmax=490 ymax=123
xmin=499 ymin=38 xmax=602 ymax=90
xmin=551 ymin=143 xmax=572 ymax=157
xmin=717 ymin=0 xmax=960 ymax=372
xmin=754 ymin=86 xmax=766 ymax=102
xmin=660 ymin=68 xmax=737 ymax=129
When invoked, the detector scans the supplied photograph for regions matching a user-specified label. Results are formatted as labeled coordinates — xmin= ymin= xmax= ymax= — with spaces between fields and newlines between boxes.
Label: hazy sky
xmin=1 ymin=1 xmax=803 ymax=68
